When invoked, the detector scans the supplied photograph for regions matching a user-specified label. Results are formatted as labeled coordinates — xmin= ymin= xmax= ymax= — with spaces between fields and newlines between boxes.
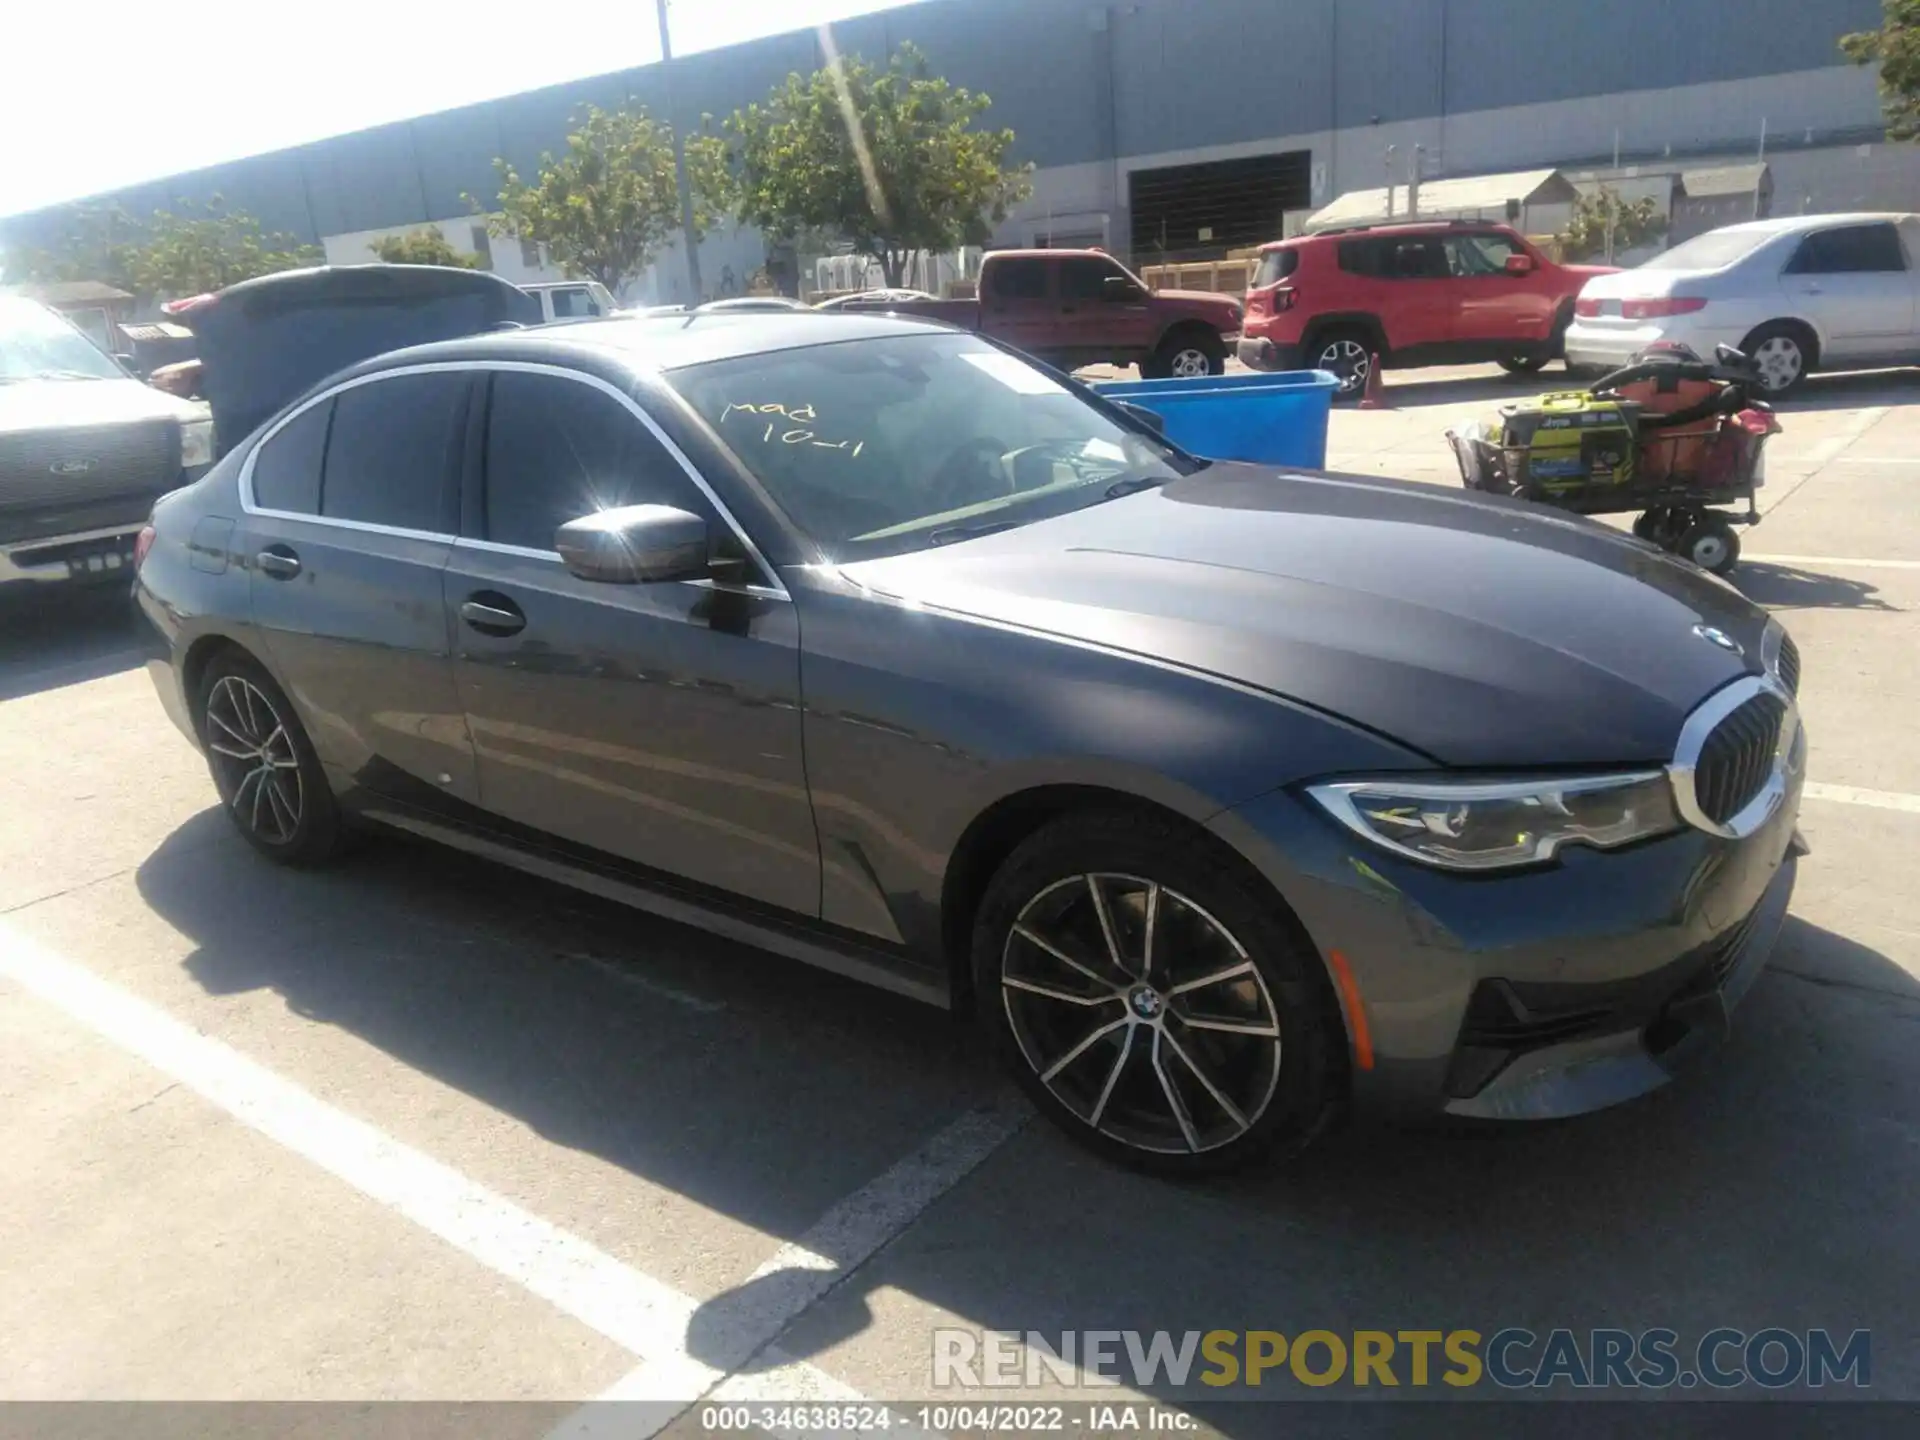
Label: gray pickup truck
xmin=1 ymin=295 xmax=212 ymax=595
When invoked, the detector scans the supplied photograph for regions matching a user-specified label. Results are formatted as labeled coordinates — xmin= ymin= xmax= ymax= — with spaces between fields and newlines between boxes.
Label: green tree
xmin=478 ymin=103 xmax=702 ymax=295
xmin=1556 ymin=186 xmax=1667 ymax=262
xmin=4 ymin=201 xmax=144 ymax=290
xmin=370 ymin=227 xmax=483 ymax=267
xmin=1842 ymin=0 xmax=1920 ymax=141
xmin=715 ymin=42 xmax=1032 ymax=287
xmin=124 ymin=200 xmax=321 ymax=299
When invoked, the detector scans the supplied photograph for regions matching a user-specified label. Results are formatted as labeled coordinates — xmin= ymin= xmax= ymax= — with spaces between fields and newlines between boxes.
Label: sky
xmin=1 ymin=0 xmax=908 ymax=219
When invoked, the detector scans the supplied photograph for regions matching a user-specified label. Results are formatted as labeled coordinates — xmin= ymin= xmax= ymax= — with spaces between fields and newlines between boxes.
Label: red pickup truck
xmin=845 ymin=249 xmax=1244 ymax=378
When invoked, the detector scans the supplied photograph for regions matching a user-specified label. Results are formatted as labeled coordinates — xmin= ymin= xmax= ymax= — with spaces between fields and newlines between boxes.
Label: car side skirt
xmin=350 ymin=794 xmax=952 ymax=1010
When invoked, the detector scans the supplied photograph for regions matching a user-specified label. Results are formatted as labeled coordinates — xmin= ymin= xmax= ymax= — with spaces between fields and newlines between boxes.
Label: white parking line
xmin=1803 ymin=782 xmax=1920 ymax=816
xmin=1744 ymin=553 xmax=1920 ymax=571
xmin=1797 ymin=406 xmax=1891 ymax=469
xmin=0 ymin=921 xmax=1022 ymax=1420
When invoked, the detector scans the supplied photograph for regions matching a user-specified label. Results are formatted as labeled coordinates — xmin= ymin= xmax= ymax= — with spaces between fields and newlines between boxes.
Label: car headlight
xmin=1305 ymin=772 xmax=1680 ymax=872
xmin=179 ymin=417 xmax=214 ymax=469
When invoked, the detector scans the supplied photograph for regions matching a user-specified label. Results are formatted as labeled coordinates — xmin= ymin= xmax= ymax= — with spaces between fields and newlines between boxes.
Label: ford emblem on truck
xmin=49 ymin=458 xmax=98 ymax=476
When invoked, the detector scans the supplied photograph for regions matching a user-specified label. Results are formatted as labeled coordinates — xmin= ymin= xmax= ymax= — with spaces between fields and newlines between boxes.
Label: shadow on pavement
xmin=0 ymin=587 xmax=147 ymax=701
xmin=134 ymin=808 xmax=1920 ymax=1408
xmin=1777 ymin=366 xmax=1920 ymax=414
xmin=1734 ymin=562 xmax=1901 ymax=612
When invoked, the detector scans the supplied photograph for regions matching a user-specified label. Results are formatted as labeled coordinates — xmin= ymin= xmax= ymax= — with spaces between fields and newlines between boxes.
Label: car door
xmin=1444 ymin=230 xmax=1555 ymax=348
xmin=1374 ymin=236 xmax=1454 ymax=352
xmin=1056 ymin=255 xmax=1154 ymax=363
xmin=242 ymin=368 xmax=479 ymax=806
xmin=980 ymin=256 xmax=1058 ymax=359
xmin=442 ymin=365 xmax=818 ymax=916
xmin=1780 ymin=222 xmax=1917 ymax=359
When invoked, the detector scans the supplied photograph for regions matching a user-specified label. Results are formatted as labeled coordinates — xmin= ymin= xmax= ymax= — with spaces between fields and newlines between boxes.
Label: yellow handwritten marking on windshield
xmin=721 ymin=402 xmax=861 ymax=457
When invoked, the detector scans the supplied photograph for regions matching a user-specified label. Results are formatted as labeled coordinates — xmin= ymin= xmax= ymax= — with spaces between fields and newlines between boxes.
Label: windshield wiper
xmin=927 ymin=519 xmax=1023 ymax=546
xmin=1103 ymin=475 xmax=1166 ymax=499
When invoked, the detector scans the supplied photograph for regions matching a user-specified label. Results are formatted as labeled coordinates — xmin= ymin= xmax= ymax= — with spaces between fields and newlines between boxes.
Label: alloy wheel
xmin=204 ymin=675 xmax=304 ymax=844
xmin=1752 ymin=335 xmax=1803 ymax=393
xmin=1317 ymin=339 xmax=1371 ymax=394
xmin=1169 ymin=347 xmax=1213 ymax=379
xmin=1000 ymin=873 xmax=1283 ymax=1155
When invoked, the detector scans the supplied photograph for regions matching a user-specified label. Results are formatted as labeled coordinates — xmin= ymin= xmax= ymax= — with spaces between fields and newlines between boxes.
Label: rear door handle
xmin=460 ymin=593 xmax=526 ymax=636
xmin=256 ymin=545 xmax=301 ymax=580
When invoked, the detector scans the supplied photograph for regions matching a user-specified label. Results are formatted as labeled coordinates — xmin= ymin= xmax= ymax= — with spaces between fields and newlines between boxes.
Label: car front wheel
xmin=972 ymin=812 xmax=1341 ymax=1173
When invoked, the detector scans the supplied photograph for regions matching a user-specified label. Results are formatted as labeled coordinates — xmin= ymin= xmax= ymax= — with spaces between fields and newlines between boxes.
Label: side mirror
xmin=1103 ymin=274 xmax=1146 ymax=302
xmin=1116 ymin=400 xmax=1166 ymax=435
xmin=556 ymin=504 xmax=710 ymax=584
xmin=1503 ymin=254 xmax=1535 ymax=276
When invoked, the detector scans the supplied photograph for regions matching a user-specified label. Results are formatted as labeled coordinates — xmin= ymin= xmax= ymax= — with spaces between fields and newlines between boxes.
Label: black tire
xmin=1740 ymin=321 xmax=1816 ymax=398
xmin=196 ymin=649 xmax=345 ymax=865
xmin=1141 ymin=328 xmax=1226 ymax=380
xmin=1497 ymin=353 xmax=1549 ymax=375
xmin=971 ymin=810 xmax=1342 ymax=1174
xmin=1677 ymin=516 xmax=1741 ymax=576
xmin=1309 ymin=327 xmax=1376 ymax=401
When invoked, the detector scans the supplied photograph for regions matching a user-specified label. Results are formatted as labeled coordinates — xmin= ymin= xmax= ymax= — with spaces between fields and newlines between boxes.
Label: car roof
xmin=1262 ymin=220 xmax=1505 ymax=250
xmin=1700 ymin=212 xmax=1919 ymax=238
xmin=342 ymin=309 xmax=962 ymax=378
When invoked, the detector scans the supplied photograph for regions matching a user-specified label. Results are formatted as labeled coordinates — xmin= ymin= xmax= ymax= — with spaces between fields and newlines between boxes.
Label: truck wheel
xmin=1144 ymin=330 xmax=1225 ymax=380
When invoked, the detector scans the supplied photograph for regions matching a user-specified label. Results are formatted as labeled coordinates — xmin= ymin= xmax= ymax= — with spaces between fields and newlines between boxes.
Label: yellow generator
xmin=1487 ymin=391 xmax=1639 ymax=496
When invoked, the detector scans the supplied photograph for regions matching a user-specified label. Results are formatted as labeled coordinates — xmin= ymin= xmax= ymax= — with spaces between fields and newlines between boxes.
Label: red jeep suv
xmin=1239 ymin=221 xmax=1613 ymax=396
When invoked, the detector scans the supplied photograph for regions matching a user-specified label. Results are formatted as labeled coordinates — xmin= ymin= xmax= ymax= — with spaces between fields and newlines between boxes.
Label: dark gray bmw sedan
xmin=134 ymin=311 xmax=1805 ymax=1172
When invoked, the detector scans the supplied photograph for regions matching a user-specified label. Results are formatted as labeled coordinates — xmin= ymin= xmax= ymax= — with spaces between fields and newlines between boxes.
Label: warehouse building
xmin=2 ymin=0 xmax=1909 ymax=305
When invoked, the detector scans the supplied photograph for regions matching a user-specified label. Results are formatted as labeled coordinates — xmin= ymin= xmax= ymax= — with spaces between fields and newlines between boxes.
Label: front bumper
xmin=1212 ymin=758 xmax=1804 ymax=1123
xmin=0 ymin=522 xmax=144 ymax=591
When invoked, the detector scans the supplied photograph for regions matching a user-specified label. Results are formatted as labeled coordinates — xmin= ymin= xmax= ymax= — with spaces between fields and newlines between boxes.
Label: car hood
xmin=835 ymin=465 xmax=1766 ymax=769
xmin=0 ymin=376 xmax=203 ymax=437
xmin=1155 ymin=288 xmax=1243 ymax=318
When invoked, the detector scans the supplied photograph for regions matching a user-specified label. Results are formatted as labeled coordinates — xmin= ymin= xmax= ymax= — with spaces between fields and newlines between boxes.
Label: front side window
xmin=251 ymin=399 xmax=332 ymax=514
xmin=481 ymin=372 xmax=703 ymax=552
xmin=1384 ymin=238 xmax=1451 ymax=280
xmin=1447 ymin=233 xmax=1523 ymax=276
xmin=0 ymin=297 xmax=125 ymax=383
xmin=666 ymin=334 xmax=1203 ymax=561
xmin=320 ymin=372 xmax=466 ymax=532
xmin=1785 ymin=223 xmax=1906 ymax=275
xmin=1059 ymin=257 xmax=1127 ymax=302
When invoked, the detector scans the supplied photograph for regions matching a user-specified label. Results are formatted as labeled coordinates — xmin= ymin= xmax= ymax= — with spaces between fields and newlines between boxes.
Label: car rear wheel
xmin=1741 ymin=322 xmax=1814 ymax=397
xmin=972 ymin=812 xmax=1341 ymax=1173
xmin=197 ymin=651 xmax=345 ymax=865
xmin=1312 ymin=331 xmax=1374 ymax=400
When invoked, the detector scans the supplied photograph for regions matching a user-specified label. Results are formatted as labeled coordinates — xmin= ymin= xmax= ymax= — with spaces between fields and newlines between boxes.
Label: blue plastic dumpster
xmin=1091 ymin=370 xmax=1339 ymax=468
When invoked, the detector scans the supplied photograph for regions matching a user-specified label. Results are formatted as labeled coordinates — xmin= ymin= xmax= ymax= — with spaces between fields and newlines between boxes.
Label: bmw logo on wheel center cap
xmin=1128 ymin=986 xmax=1164 ymax=1020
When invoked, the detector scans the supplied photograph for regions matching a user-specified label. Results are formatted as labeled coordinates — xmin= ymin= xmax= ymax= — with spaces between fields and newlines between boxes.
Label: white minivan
xmin=1565 ymin=212 xmax=1920 ymax=396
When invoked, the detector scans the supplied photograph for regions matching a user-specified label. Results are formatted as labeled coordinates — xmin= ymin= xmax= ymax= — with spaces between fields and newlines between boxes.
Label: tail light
xmin=1245 ymin=286 xmax=1296 ymax=317
xmin=1622 ymin=296 xmax=1708 ymax=320
xmin=1575 ymin=298 xmax=1602 ymax=318
xmin=133 ymin=525 xmax=157 ymax=571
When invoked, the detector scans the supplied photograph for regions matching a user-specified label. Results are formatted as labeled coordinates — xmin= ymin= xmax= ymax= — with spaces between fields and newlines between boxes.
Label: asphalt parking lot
xmin=3 ymin=363 xmax=1918 ymax=1432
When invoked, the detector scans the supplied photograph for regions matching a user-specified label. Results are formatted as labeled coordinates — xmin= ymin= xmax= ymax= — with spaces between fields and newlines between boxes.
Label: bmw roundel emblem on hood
xmin=1693 ymin=624 xmax=1744 ymax=657
xmin=50 ymin=458 xmax=98 ymax=476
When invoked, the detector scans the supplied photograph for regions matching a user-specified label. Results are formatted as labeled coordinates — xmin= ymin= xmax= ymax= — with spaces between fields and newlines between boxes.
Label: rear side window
xmin=1337 ymin=239 xmax=1385 ymax=277
xmin=320 ymin=372 xmax=467 ymax=533
xmin=989 ymin=259 xmax=1048 ymax=300
xmin=250 ymin=399 xmax=331 ymax=514
xmin=481 ymin=372 xmax=704 ymax=552
xmin=1785 ymin=224 xmax=1907 ymax=275
xmin=1252 ymin=249 xmax=1299 ymax=287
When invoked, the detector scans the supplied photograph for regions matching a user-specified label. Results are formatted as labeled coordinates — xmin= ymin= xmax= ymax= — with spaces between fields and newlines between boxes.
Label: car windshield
xmin=1640 ymin=228 xmax=1777 ymax=272
xmin=667 ymin=332 xmax=1202 ymax=559
xmin=0 ymin=297 xmax=125 ymax=382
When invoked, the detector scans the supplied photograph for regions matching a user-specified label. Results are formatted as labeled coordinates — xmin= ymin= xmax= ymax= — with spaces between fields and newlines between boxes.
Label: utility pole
xmin=655 ymin=0 xmax=703 ymax=302
xmin=1385 ymin=145 xmax=1397 ymax=220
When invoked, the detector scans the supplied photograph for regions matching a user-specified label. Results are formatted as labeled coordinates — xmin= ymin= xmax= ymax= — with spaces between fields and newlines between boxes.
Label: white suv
xmin=1565 ymin=212 xmax=1920 ymax=396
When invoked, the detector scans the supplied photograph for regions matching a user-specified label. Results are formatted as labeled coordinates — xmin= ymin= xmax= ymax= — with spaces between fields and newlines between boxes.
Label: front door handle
xmin=460 ymin=593 xmax=526 ymax=636
xmin=256 ymin=545 xmax=301 ymax=580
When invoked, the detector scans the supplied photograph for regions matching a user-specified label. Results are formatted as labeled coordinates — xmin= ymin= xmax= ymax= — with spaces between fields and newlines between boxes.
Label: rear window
xmin=1642 ymin=228 xmax=1776 ymax=272
xmin=1251 ymin=249 xmax=1299 ymax=288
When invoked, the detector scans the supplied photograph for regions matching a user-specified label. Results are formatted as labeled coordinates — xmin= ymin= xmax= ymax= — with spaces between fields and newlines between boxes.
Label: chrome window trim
xmin=1666 ymin=671 xmax=1802 ymax=841
xmin=238 ymin=359 xmax=790 ymax=600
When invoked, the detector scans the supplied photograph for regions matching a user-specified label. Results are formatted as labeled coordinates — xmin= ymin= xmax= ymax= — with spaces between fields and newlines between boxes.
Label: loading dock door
xmin=1129 ymin=151 xmax=1312 ymax=263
